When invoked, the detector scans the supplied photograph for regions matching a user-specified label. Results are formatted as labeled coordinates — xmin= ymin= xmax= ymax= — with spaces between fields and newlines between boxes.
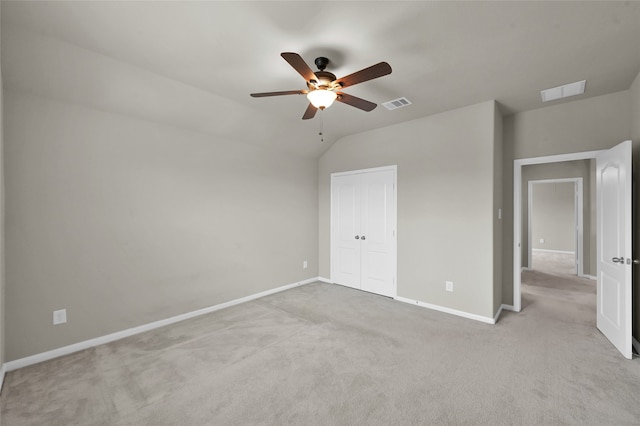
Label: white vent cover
xmin=541 ymin=80 xmax=586 ymax=102
xmin=382 ymin=97 xmax=412 ymax=110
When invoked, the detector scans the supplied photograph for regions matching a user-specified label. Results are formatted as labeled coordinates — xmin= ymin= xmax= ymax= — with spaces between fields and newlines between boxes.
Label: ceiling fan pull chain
xmin=319 ymin=110 xmax=324 ymax=142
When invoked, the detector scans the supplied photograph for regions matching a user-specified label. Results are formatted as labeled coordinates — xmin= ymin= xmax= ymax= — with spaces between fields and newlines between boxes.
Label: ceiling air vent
xmin=382 ymin=97 xmax=412 ymax=110
xmin=541 ymin=80 xmax=586 ymax=102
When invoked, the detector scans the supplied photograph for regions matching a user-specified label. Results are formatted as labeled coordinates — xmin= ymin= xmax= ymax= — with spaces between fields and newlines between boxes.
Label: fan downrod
xmin=314 ymin=57 xmax=330 ymax=71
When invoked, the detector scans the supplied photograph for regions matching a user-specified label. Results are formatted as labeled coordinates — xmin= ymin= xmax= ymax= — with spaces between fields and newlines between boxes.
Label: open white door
xmin=596 ymin=140 xmax=632 ymax=359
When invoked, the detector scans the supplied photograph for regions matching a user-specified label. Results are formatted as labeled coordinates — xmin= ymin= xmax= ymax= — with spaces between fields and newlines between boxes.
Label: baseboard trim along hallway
xmin=394 ymin=296 xmax=498 ymax=324
xmin=4 ymin=277 xmax=320 ymax=372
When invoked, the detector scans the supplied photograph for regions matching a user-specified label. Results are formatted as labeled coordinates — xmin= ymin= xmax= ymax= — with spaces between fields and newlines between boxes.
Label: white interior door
xmin=331 ymin=173 xmax=361 ymax=289
xmin=360 ymin=170 xmax=396 ymax=297
xmin=331 ymin=167 xmax=396 ymax=297
xmin=596 ymin=140 xmax=632 ymax=359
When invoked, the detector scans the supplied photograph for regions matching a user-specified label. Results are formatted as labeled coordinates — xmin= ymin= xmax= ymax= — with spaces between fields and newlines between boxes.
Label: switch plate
xmin=540 ymin=238 xmax=545 ymax=244
xmin=53 ymin=309 xmax=67 ymax=325
xmin=445 ymin=281 xmax=453 ymax=292
xmin=303 ymin=260 xmax=308 ymax=269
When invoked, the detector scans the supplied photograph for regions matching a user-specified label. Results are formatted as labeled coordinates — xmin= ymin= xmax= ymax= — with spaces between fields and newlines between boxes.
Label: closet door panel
xmin=331 ymin=174 xmax=361 ymax=289
xmin=360 ymin=170 xmax=395 ymax=297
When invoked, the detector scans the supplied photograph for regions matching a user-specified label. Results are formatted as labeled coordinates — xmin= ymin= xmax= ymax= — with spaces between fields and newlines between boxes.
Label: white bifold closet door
xmin=331 ymin=167 xmax=396 ymax=297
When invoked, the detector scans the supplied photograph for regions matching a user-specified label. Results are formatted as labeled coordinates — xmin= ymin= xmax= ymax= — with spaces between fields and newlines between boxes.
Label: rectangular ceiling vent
xmin=541 ymin=80 xmax=586 ymax=102
xmin=382 ymin=97 xmax=412 ymax=110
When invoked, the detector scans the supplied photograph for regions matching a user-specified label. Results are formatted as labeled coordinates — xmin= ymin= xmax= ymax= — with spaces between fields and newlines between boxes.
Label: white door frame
xmin=527 ymin=178 xmax=584 ymax=277
xmin=513 ymin=150 xmax=603 ymax=312
xmin=330 ymin=165 xmax=398 ymax=297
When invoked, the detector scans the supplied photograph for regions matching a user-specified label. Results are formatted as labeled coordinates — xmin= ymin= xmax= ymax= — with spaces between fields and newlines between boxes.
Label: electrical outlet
xmin=303 ymin=260 xmax=308 ymax=269
xmin=445 ymin=281 xmax=453 ymax=292
xmin=53 ymin=309 xmax=67 ymax=325
xmin=540 ymin=238 xmax=545 ymax=244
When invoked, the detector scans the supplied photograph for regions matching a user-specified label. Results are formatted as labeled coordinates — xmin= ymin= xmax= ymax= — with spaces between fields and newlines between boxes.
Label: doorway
xmin=513 ymin=141 xmax=633 ymax=359
xmin=513 ymin=151 xmax=601 ymax=312
xmin=527 ymin=178 xmax=583 ymax=276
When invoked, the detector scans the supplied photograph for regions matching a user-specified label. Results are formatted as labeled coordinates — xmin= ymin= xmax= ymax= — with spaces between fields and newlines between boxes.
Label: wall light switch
xmin=53 ymin=309 xmax=67 ymax=325
xmin=303 ymin=260 xmax=308 ymax=269
xmin=539 ymin=238 xmax=545 ymax=244
xmin=445 ymin=281 xmax=453 ymax=292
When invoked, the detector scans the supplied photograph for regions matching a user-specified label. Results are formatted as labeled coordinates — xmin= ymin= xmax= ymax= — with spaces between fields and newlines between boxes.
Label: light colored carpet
xmin=1 ymin=274 xmax=639 ymax=425
xmin=531 ymin=250 xmax=578 ymax=277
xmin=524 ymin=251 xmax=596 ymax=305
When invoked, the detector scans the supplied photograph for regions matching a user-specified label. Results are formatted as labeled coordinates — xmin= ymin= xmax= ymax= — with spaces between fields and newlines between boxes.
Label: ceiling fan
xmin=250 ymin=52 xmax=392 ymax=120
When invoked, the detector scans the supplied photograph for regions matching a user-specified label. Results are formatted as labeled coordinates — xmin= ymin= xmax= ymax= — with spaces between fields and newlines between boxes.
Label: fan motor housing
xmin=314 ymin=56 xmax=330 ymax=71
xmin=314 ymin=71 xmax=336 ymax=83
xmin=308 ymin=71 xmax=338 ymax=91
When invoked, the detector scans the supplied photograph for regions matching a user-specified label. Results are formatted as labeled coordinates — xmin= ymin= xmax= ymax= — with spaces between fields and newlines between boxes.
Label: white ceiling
xmin=2 ymin=1 xmax=640 ymax=158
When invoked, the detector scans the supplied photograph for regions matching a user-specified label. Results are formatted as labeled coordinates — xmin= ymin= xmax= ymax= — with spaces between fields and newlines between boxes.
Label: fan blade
xmin=302 ymin=103 xmax=318 ymax=120
xmin=336 ymin=62 xmax=392 ymax=89
xmin=250 ymin=90 xmax=307 ymax=98
xmin=281 ymin=52 xmax=317 ymax=82
xmin=336 ymin=92 xmax=377 ymax=112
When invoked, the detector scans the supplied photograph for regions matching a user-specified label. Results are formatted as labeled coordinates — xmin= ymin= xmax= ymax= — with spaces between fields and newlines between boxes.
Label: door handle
xmin=612 ymin=257 xmax=624 ymax=264
xmin=355 ymin=235 xmax=360 ymax=239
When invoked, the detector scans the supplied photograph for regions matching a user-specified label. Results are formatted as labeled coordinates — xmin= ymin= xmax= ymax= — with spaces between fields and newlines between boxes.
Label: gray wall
xmin=530 ymin=182 xmax=576 ymax=252
xmin=520 ymin=160 xmax=595 ymax=275
xmin=502 ymin=90 xmax=631 ymax=307
xmin=4 ymin=91 xmax=319 ymax=361
xmin=319 ymin=101 xmax=501 ymax=319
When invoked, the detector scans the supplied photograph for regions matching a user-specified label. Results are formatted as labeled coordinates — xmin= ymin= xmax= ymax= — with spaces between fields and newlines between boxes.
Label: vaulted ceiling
xmin=3 ymin=1 xmax=640 ymax=158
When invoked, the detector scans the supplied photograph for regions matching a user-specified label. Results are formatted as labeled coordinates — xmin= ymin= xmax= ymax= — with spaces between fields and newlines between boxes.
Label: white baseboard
xmin=0 ymin=364 xmax=5 ymax=394
xmin=633 ymin=337 xmax=640 ymax=356
xmin=532 ymin=248 xmax=575 ymax=255
xmin=493 ymin=304 xmax=517 ymax=323
xmin=394 ymin=296 xmax=496 ymax=324
xmin=579 ymin=274 xmax=596 ymax=280
xmin=5 ymin=277 xmax=320 ymax=372
xmin=521 ymin=267 xmax=532 ymax=272
xmin=317 ymin=277 xmax=332 ymax=284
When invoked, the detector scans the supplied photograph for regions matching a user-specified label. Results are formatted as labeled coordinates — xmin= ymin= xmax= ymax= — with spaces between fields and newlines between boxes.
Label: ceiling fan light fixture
xmin=251 ymin=52 xmax=392 ymax=120
xmin=307 ymin=89 xmax=337 ymax=109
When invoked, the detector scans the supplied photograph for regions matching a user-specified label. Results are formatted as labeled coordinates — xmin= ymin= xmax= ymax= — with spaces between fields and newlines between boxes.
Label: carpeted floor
xmin=530 ymin=250 xmax=579 ymax=276
xmin=1 ymin=263 xmax=639 ymax=425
